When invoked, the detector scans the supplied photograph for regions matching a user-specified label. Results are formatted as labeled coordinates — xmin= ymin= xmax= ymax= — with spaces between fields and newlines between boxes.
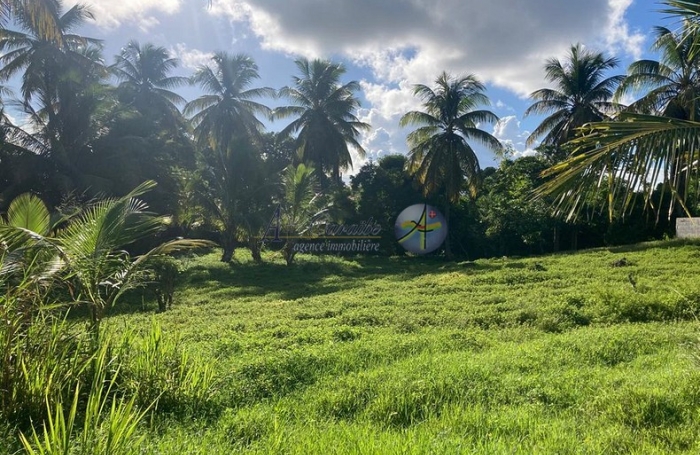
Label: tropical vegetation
xmin=4 ymin=0 xmax=700 ymax=452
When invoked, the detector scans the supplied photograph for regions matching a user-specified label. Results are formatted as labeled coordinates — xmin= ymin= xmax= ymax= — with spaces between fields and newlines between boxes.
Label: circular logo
xmin=395 ymin=204 xmax=448 ymax=254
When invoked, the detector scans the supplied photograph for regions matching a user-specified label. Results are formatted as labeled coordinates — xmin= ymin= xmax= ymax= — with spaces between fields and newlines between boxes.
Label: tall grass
xmin=1 ymin=290 xmax=217 ymax=453
xmin=19 ymin=340 xmax=150 ymax=455
xmin=117 ymin=319 xmax=219 ymax=417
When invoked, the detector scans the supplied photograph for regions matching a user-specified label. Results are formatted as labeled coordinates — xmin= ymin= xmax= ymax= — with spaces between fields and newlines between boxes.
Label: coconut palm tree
xmin=525 ymin=44 xmax=624 ymax=150
xmin=275 ymin=58 xmax=370 ymax=187
xmin=0 ymin=0 xmax=102 ymax=103
xmin=1 ymin=0 xmax=63 ymax=45
xmin=185 ymin=53 xmax=274 ymax=262
xmin=400 ymin=71 xmax=502 ymax=257
xmin=111 ymin=40 xmax=189 ymax=128
xmin=0 ymin=1 xmax=107 ymax=200
xmin=534 ymin=2 xmax=700 ymax=222
xmin=615 ymin=24 xmax=700 ymax=219
xmin=617 ymin=26 xmax=700 ymax=120
xmin=184 ymin=52 xmax=274 ymax=150
xmin=0 ymin=181 xmax=214 ymax=340
xmin=277 ymin=163 xmax=326 ymax=266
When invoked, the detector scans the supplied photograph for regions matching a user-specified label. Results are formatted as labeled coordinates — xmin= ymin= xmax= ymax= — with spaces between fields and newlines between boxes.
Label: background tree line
xmin=2 ymin=0 xmax=700 ymax=264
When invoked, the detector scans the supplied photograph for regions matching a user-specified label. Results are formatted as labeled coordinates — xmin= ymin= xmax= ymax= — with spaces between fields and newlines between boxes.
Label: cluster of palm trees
xmin=528 ymin=1 xmax=700 ymax=223
xmin=4 ymin=0 xmax=700 ymax=262
xmin=0 ymin=1 xmax=372 ymax=262
xmin=403 ymin=0 xmax=700 ymax=230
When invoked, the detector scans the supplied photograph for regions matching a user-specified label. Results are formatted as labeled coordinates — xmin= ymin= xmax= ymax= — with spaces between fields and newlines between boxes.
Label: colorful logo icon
xmin=395 ymin=204 xmax=448 ymax=254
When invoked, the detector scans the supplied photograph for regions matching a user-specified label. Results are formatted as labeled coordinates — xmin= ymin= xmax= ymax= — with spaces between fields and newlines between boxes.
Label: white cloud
xmin=604 ymin=0 xmax=646 ymax=60
xmin=84 ymin=0 xmax=182 ymax=31
xmin=170 ymin=43 xmax=214 ymax=70
xmin=492 ymin=116 xmax=536 ymax=159
xmin=209 ymin=0 xmax=644 ymax=96
xmin=352 ymin=79 xmax=423 ymax=170
xmin=495 ymin=100 xmax=516 ymax=113
xmin=207 ymin=0 xmax=647 ymax=166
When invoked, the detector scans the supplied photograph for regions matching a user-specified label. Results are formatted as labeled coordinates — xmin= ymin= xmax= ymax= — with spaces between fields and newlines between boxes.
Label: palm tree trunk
xmin=444 ymin=203 xmax=453 ymax=260
xmin=220 ymin=228 xmax=237 ymax=262
xmin=249 ymin=237 xmax=263 ymax=263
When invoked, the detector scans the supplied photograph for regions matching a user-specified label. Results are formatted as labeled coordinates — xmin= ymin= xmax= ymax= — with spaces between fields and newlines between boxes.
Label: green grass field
xmin=30 ymin=240 xmax=700 ymax=453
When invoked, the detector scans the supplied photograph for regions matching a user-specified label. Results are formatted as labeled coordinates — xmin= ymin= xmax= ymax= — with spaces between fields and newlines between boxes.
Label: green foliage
xmin=185 ymin=52 xmax=273 ymax=150
xmin=478 ymin=157 xmax=554 ymax=255
xmin=350 ymin=155 xmax=424 ymax=255
xmin=193 ymin=138 xmax=274 ymax=263
xmin=117 ymin=320 xmax=218 ymax=417
xmin=400 ymin=72 xmax=501 ymax=203
xmin=525 ymin=43 xmax=622 ymax=148
xmin=0 ymin=185 xmax=214 ymax=342
xmin=277 ymin=163 xmax=326 ymax=266
xmin=275 ymin=58 xmax=370 ymax=187
xmin=19 ymin=340 xmax=150 ymax=455
xmin=147 ymin=256 xmax=180 ymax=312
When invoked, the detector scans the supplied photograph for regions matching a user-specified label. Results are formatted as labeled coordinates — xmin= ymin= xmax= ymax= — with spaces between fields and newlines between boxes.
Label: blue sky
xmin=12 ymin=1 xmax=679 ymax=172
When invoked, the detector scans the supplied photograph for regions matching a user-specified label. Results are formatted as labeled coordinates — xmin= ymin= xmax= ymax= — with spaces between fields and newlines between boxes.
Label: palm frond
xmin=534 ymin=113 xmax=700 ymax=221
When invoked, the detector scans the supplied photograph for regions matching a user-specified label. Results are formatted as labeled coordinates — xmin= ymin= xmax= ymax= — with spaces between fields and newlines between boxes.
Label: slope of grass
xmin=25 ymin=240 xmax=700 ymax=453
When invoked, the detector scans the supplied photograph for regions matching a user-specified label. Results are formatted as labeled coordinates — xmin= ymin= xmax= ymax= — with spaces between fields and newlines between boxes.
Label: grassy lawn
xmin=60 ymin=241 xmax=700 ymax=452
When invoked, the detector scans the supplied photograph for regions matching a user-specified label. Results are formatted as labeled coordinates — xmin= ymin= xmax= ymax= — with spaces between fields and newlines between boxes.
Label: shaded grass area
xmin=30 ymin=240 xmax=700 ymax=453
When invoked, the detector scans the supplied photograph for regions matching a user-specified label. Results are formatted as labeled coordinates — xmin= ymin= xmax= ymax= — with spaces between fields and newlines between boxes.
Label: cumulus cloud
xmin=492 ymin=116 xmax=536 ymax=159
xmin=208 ymin=0 xmax=645 ymax=164
xmin=209 ymin=0 xmax=644 ymax=95
xmin=354 ymin=80 xmax=423 ymax=168
xmin=84 ymin=0 xmax=182 ymax=31
xmin=605 ymin=0 xmax=646 ymax=60
xmin=170 ymin=43 xmax=214 ymax=70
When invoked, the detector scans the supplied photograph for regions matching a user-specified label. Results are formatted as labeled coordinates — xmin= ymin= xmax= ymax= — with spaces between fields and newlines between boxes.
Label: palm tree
xmin=1 ymin=0 xmax=63 ymax=45
xmin=525 ymin=44 xmax=624 ymax=150
xmin=111 ymin=40 xmax=189 ymax=128
xmin=615 ymin=25 xmax=700 ymax=219
xmin=184 ymin=52 xmax=274 ymax=150
xmin=275 ymin=58 xmax=370 ymax=187
xmin=0 ymin=0 xmax=102 ymax=102
xmin=617 ymin=26 xmax=700 ymax=120
xmin=185 ymin=53 xmax=274 ymax=262
xmin=534 ymin=2 xmax=700 ymax=223
xmin=277 ymin=163 xmax=326 ymax=266
xmin=0 ymin=0 xmax=107 ymax=201
xmin=0 ymin=181 xmax=214 ymax=340
xmin=193 ymin=136 xmax=272 ymax=262
xmin=399 ymin=71 xmax=502 ymax=257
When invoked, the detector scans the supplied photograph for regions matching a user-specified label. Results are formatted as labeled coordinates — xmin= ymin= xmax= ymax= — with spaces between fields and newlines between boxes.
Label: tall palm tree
xmin=0 ymin=0 xmax=101 ymax=102
xmin=275 ymin=58 xmax=370 ymax=187
xmin=184 ymin=52 xmax=274 ymax=150
xmin=1 ymin=0 xmax=63 ymax=45
xmin=534 ymin=2 xmax=700 ymax=223
xmin=0 ymin=1 xmax=106 ymax=202
xmin=185 ymin=53 xmax=274 ymax=262
xmin=616 ymin=25 xmax=700 ymax=120
xmin=525 ymin=44 xmax=624 ymax=150
xmin=400 ymin=72 xmax=501 ymax=202
xmin=111 ymin=40 xmax=189 ymax=128
xmin=400 ymin=71 xmax=502 ymax=257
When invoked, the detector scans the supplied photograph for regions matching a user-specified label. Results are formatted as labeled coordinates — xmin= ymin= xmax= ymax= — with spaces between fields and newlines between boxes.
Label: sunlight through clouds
xmin=84 ymin=0 xmax=183 ymax=30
